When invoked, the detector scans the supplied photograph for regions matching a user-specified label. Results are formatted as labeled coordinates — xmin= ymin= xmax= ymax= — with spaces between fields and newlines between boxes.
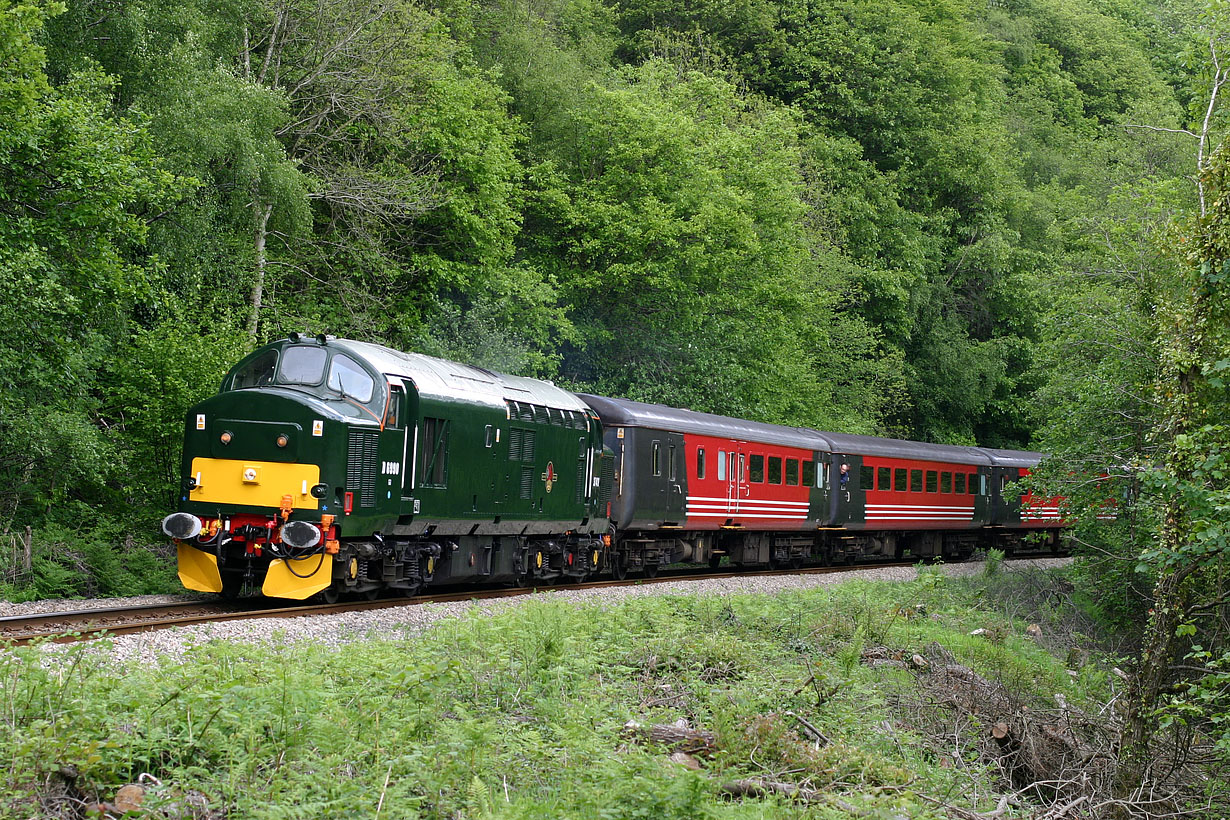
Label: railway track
xmin=1 ymin=561 xmax=921 ymax=647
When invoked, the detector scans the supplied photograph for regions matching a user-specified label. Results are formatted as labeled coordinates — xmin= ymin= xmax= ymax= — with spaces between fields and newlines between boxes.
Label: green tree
xmin=0 ymin=0 xmax=186 ymax=528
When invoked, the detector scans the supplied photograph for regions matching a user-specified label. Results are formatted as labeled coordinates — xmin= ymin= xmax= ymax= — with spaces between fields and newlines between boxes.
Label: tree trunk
xmin=247 ymin=200 xmax=273 ymax=343
xmin=1114 ymin=562 xmax=1190 ymax=795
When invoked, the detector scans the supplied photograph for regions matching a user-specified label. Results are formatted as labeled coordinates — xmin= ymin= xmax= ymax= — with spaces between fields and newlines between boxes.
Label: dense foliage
xmin=0 ymin=0 xmax=1204 ymax=557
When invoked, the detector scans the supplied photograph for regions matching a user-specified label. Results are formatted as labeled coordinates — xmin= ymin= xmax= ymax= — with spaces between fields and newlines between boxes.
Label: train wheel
xmin=611 ymin=556 xmax=627 ymax=581
xmin=643 ymin=564 xmax=659 ymax=578
xmin=321 ymin=585 xmax=340 ymax=604
xmin=363 ymin=588 xmax=380 ymax=601
xmin=708 ymin=554 xmax=722 ymax=570
xmin=789 ymin=555 xmax=803 ymax=570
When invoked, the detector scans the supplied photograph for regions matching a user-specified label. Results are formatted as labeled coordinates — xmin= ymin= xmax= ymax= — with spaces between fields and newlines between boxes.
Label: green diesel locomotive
xmin=162 ymin=335 xmax=613 ymax=600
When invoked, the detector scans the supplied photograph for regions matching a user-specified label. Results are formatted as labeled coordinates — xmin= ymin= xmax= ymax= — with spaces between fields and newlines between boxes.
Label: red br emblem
xmin=541 ymin=462 xmax=556 ymax=493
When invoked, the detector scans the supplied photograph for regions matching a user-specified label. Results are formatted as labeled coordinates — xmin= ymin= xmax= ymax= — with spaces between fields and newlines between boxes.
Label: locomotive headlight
xmin=280 ymin=520 xmax=322 ymax=549
xmin=220 ymin=431 xmax=234 ymax=445
xmin=161 ymin=512 xmax=203 ymax=540
xmin=310 ymin=483 xmax=329 ymax=499
xmin=276 ymin=433 xmax=289 ymax=448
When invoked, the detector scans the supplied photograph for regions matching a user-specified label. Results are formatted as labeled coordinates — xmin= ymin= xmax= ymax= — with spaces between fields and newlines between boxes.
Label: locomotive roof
xmin=577 ymin=394 xmax=831 ymax=451
xmin=335 ymin=340 xmax=590 ymax=413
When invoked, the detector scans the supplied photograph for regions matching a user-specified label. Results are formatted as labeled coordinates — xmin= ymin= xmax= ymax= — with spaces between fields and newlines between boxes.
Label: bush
xmin=0 ymin=523 xmax=180 ymax=602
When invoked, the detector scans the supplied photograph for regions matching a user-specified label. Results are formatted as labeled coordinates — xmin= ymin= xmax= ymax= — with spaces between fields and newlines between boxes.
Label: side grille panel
xmin=347 ymin=430 xmax=379 ymax=508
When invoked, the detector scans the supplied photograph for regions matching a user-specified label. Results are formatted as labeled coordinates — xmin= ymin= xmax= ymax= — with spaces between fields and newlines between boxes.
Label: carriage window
xmin=970 ymin=474 xmax=980 ymax=495
xmin=857 ymin=465 xmax=871 ymax=489
xmin=717 ymin=450 xmax=727 ymax=481
xmin=652 ymin=442 xmax=661 ymax=476
xmin=941 ymin=472 xmax=952 ymax=493
xmin=955 ymin=473 xmax=966 ymax=494
xmin=877 ymin=467 xmax=891 ymax=489
xmin=802 ymin=460 xmax=815 ymax=487
xmin=697 ymin=448 xmax=706 ymax=480
xmin=232 ymin=350 xmax=279 ymax=388
xmin=279 ymin=346 xmax=327 ymax=385
xmin=823 ymin=462 xmax=830 ymax=488
xmin=749 ymin=454 xmax=765 ymax=483
xmin=786 ymin=459 xmax=799 ymax=485
xmin=327 ymin=354 xmax=374 ymax=402
xmin=910 ymin=469 xmax=923 ymax=492
xmin=925 ymin=471 xmax=938 ymax=493
xmin=768 ymin=456 xmax=782 ymax=484
xmin=895 ymin=468 xmax=907 ymax=491
xmin=669 ymin=444 xmax=677 ymax=481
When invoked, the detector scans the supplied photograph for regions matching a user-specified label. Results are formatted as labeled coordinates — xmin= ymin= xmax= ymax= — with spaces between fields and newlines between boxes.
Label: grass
xmin=0 ymin=568 xmax=1116 ymax=819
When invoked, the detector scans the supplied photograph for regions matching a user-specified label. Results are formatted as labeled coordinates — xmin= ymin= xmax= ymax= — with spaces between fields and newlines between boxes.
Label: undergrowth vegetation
xmin=0 ymin=524 xmax=181 ymax=602
xmin=0 ymin=570 xmax=1146 ymax=818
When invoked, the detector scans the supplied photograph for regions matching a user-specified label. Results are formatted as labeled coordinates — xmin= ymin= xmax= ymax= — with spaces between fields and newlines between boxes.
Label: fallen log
xmin=623 ymin=720 xmax=718 ymax=756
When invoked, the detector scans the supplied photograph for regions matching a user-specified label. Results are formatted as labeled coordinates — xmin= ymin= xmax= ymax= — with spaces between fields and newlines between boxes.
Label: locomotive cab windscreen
xmin=225 ymin=343 xmax=386 ymax=421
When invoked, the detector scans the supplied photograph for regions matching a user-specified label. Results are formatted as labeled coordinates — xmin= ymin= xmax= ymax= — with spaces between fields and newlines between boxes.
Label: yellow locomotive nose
xmin=189 ymin=457 xmax=320 ymax=510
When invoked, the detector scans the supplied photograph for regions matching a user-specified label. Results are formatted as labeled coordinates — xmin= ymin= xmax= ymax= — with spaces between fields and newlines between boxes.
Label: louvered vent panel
xmin=347 ymin=430 xmax=379 ymax=508
xmin=508 ymin=428 xmax=523 ymax=461
xmin=522 ymin=431 xmax=535 ymax=463
xmin=598 ymin=456 xmax=615 ymax=506
xmin=576 ymin=458 xmax=586 ymax=503
xmin=520 ymin=467 xmax=533 ymax=499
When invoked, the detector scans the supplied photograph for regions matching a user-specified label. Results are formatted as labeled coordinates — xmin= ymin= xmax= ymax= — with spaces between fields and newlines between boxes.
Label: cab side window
xmin=385 ymin=386 xmax=402 ymax=428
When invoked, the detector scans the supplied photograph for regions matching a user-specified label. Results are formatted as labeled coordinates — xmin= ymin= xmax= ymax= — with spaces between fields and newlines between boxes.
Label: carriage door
xmin=725 ymin=445 xmax=749 ymax=516
xmin=830 ymin=453 xmax=865 ymax=527
xmin=665 ymin=435 xmax=685 ymax=523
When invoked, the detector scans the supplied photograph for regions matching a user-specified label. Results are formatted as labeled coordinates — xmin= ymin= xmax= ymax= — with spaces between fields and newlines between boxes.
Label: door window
xmin=748 ymin=454 xmax=765 ymax=483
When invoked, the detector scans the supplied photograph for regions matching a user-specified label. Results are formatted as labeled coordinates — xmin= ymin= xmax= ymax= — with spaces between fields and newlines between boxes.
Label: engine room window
xmin=925 ymin=471 xmax=938 ymax=493
xmin=327 ymin=354 xmax=374 ymax=402
xmin=232 ymin=350 xmax=278 ymax=388
xmin=895 ymin=468 xmax=907 ymax=491
xmin=786 ymin=459 xmax=799 ymax=486
xmin=697 ymin=448 xmax=706 ymax=480
xmin=955 ymin=473 xmax=967 ymax=494
xmin=768 ymin=456 xmax=782 ymax=484
xmin=802 ymin=460 xmax=815 ymax=487
xmin=418 ymin=417 xmax=449 ymax=487
xmin=910 ymin=469 xmax=923 ymax=492
xmin=940 ymin=472 xmax=952 ymax=493
xmin=279 ymin=346 xmax=327 ymax=385
xmin=749 ymin=454 xmax=765 ymax=483
xmin=877 ymin=467 xmax=891 ymax=489
xmin=859 ymin=465 xmax=873 ymax=489
xmin=717 ymin=450 xmax=726 ymax=481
